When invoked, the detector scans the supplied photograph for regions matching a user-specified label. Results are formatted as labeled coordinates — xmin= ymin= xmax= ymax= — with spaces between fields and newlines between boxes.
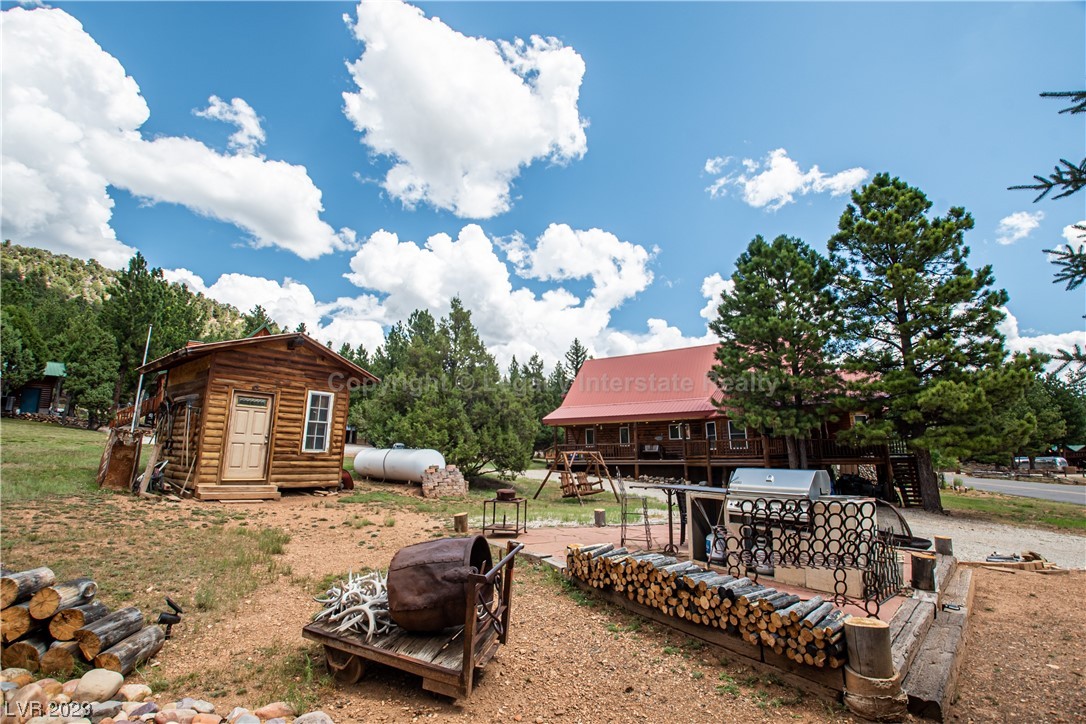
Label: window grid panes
xmin=303 ymin=392 xmax=333 ymax=452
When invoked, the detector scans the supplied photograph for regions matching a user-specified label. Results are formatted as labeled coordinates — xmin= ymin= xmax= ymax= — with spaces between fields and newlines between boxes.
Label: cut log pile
xmin=566 ymin=543 xmax=850 ymax=669
xmin=0 ymin=566 xmax=164 ymax=676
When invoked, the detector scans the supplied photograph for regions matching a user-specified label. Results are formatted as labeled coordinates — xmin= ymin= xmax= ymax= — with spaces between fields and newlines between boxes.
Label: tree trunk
xmin=94 ymin=626 xmax=165 ymax=675
xmin=1 ymin=603 xmax=43 ymax=642
xmin=913 ymin=447 xmax=943 ymax=512
xmin=785 ymin=436 xmax=799 ymax=469
xmin=75 ymin=606 xmax=143 ymax=659
xmin=1 ymin=635 xmax=49 ymax=672
xmin=40 ymin=640 xmax=84 ymax=676
xmin=28 ymin=578 xmax=97 ymax=620
xmin=1 ymin=567 xmax=57 ymax=608
xmin=49 ymin=601 xmax=110 ymax=641
xmin=798 ymin=437 xmax=809 ymax=469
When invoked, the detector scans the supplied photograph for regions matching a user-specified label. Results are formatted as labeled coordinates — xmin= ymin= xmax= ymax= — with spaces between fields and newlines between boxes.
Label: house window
xmin=584 ymin=427 xmax=596 ymax=446
xmin=705 ymin=421 xmax=717 ymax=440
xmin=668 ymin=424 xmax=683 ymax=440
xmin=302 ymin=391 xmax=333 ymax=453
xmin=853 ymin=413 xmax=869 ymax=426
xmin=728 ymin=420 xmax=748 ymax=448
xmin=619 ymin=426 xmax=630 ymax=445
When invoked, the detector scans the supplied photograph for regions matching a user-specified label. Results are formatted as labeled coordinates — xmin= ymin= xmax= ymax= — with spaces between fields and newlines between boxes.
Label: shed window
xmin=619 ymin=426 xmax=630 ymax=445
xmin=303 ymin=391 xmax=333 ymax=453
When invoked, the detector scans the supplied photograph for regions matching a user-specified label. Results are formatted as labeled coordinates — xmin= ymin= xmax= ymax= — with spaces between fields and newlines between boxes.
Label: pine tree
xmin=829 ymin=173 xmax=1011 ymax=512
xmin=61 ymin=312 xmax=119 ymax=429
xmin=242 ymin=305 xmax=281 ymax=335
xmin=709 ymin=235 xmax=844 ymax=468
xmin=564 ymin=338 xmax=589 ymax=377
xmin=1010 ymin=91 xmax=1086 ymax=201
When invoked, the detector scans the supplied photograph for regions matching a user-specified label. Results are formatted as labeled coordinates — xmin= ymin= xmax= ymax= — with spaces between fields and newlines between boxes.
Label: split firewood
xmin=75 ymin=606 xmax=143 ymax=660
xmin=94 ymin=625 xmax=165 ymax=675
xmin=29 ymin=578 xmax=97 ymax=620
xmin=1 ymin=568 xmax=56 ymax=609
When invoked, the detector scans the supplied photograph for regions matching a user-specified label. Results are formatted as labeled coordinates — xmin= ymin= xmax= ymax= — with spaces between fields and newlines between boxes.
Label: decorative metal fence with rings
xmin=710 ymin=497 xmax=903 ymax=617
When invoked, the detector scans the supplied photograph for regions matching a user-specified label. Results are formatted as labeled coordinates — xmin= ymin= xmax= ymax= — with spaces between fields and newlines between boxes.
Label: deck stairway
xmin=890 ymin=457 xmax=924 ymax=507
xmin=195 ymin=484 xmax=281 ymax=502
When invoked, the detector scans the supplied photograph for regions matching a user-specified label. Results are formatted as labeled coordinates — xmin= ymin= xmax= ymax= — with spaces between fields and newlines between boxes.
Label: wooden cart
xmin=302 ymin=542 xmax=522 ymax=700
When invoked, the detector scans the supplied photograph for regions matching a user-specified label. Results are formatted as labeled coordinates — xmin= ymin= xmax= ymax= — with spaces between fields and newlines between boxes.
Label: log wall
xmin=196 ymin=341 xmax=352 ymax=489
xmin=161 ymin=357 xmax=210 ymax=491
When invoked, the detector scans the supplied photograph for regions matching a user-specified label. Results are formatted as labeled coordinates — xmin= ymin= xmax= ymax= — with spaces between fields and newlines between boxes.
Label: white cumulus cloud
xmin=168 ymin=223 xmax=723 ymax=368
xmin=1062 ymin=221 xmax=1086 ymax=246
xmin=342 ymin=0 xmax=587 ymax=218
xmin=998 ymin=307 xmax=1085 ymax=363
xmin=699 ymin=272 xmax=734 ymax=321
xmin=1 ymin=7 xmax=351 ymax=265
xmin=194 ymin=95 xmax=266 ymax=156
xmin=996 ymin=210 xmax=1044 ymax=245
xmin=705 ymin=148 xmax=868 ymax=211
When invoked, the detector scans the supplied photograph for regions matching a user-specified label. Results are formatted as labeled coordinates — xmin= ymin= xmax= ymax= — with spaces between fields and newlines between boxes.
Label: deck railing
xmin=559 ymin=436 xmax=911 ymax=465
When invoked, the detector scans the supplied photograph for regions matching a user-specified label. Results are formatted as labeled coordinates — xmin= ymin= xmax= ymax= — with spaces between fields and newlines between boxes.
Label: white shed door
xmin=224 ymin=393 xmax=272 ymax=481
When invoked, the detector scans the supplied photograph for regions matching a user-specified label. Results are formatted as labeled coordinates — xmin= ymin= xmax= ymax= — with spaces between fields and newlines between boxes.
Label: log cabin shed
xmin=137 ymin=331 xmax=378 ymax=501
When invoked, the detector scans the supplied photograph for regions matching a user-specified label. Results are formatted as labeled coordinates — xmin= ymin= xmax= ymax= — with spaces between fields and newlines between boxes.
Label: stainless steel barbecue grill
xmin=726 ymin=468 xmax=833 ymax=501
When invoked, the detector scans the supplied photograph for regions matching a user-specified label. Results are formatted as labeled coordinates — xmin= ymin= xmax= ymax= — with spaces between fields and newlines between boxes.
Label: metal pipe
xmin=130 ymin=325 xmax=153 ymax=432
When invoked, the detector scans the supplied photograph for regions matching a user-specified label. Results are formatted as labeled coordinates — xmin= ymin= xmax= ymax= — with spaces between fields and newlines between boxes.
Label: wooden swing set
xmin=532 ymin=450 xmax=620 ymax=505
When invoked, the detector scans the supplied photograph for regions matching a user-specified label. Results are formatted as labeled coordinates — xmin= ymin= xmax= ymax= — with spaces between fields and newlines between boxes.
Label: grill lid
xmin=727 ymin=468 xmax=832 ymax=500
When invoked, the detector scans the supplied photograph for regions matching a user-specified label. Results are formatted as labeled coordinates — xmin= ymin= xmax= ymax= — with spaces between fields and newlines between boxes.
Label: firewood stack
xmin=566 ymin=543 xmax=849 ymax=669
xmin=0 ymin=566 xmax=165 ymax=676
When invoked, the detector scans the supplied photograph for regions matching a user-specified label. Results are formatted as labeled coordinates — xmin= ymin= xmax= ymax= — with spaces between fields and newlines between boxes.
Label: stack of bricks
xmin=421 ymin=464 xmax=468 ymax=498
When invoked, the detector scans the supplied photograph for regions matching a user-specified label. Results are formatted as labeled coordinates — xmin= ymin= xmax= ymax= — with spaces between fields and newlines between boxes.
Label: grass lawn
xmin=941 ymin=488 xmax=1085 ymax=532
xmin=341 ymin=454 xmax=667 ymax=526
xmin=1 ymin=418 xmax=114 ymax=500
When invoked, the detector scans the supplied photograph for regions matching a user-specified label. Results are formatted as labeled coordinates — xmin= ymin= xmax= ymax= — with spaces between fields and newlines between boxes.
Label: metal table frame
xmin=628 ymin=482 xmax=727 ymax=555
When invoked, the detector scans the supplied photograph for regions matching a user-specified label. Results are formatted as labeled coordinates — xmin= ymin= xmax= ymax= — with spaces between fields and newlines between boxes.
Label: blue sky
xmin=2 ymin=1 xmax=1084 ymax=367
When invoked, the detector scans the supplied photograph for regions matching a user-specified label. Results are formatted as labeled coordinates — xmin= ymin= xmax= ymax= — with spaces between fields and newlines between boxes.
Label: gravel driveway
xmin=900 ymin=508 xmax=1086 ymax=569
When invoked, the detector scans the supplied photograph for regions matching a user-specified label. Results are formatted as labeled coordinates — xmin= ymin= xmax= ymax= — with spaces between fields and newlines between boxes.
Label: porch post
xmin=633 ymin=421 xmax=640 ymax=479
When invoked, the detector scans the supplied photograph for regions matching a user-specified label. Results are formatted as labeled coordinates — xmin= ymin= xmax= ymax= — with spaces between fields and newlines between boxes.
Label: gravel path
xmin=900 ymin=508 xmax=1086 ymax=569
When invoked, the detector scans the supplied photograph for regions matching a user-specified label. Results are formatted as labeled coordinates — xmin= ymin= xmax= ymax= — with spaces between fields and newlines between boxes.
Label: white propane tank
xmin=353 ymin=447 xmax=447 ymax=483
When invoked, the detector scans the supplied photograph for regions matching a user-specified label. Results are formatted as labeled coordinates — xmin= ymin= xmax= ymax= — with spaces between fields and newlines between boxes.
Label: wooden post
xmin=453 ymin=513 xmax=468 ymax=534
xmin=843 ymin=617 xmax=894 ymax=679
xmin=593 ymin=509 xmax=606 ymax=527
xmin=137 ymin=441 xmax=163 ymax=498
xmin=934 ymin=536 xmax=953 ymax=556
xmin=761 ymin=433 xmax=771 ymax=467
xmin=911 ymin=551 xmax=937 ymax=592
xmin=633 ymin=422 xmax=640 ymax=479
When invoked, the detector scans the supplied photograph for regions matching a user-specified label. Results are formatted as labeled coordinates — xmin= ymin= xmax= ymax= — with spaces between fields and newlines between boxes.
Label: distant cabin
xmin=138 ymin=332 xmax=378 ymax=501
xmin=3 ymin=361 xmax=67 ymax=415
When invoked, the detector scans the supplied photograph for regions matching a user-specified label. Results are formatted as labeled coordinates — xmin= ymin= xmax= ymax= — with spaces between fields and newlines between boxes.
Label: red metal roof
xmin=543 ymin=344 xmax=724 ymax=425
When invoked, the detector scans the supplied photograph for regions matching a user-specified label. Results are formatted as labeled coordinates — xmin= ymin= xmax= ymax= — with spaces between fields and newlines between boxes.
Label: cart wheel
xmin=324 ymin=646 xmax=365 ymax=684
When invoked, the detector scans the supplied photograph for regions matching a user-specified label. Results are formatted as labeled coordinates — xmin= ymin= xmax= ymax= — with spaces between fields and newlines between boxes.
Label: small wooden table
xmin=482 ymin=496 xmax=527 ymax=536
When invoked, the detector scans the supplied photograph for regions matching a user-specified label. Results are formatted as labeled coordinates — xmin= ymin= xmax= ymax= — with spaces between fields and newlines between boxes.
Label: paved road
xmin=957 ymin=475 xmax=1086 ymax=505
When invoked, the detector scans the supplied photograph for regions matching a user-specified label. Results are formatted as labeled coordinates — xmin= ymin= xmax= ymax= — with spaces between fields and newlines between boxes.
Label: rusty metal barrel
xmin=387 ymin=536 xmax=493 ymax=632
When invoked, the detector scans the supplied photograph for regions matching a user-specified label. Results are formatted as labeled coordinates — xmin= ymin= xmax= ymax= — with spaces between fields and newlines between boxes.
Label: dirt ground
xmin=5 ymin=483 xmax=1084 ymax=723
xmin=947 ymin=568 xmax=1086 ymax=723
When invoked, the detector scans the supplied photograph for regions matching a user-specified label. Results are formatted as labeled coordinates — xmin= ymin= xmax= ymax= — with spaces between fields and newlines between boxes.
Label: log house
xmin=543 ymin=344 xmax=919 ymax=502
xmin=137 ymin=331 xmax=377 ymax=501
